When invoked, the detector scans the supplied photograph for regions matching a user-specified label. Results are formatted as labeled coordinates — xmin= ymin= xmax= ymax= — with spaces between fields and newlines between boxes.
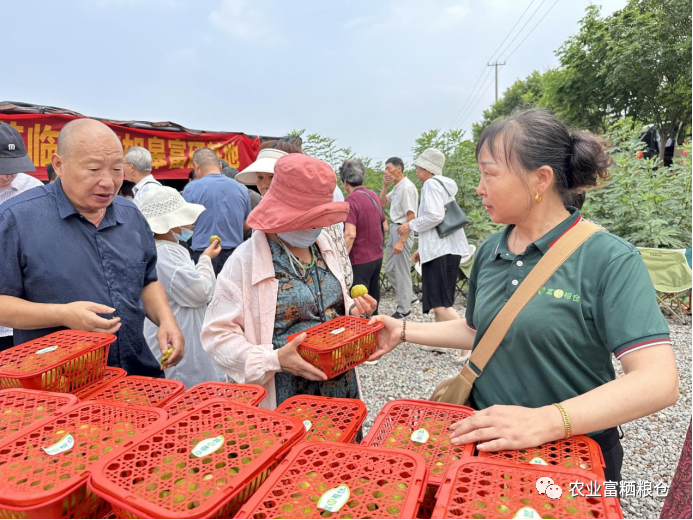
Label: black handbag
xmin=432 ymin=178 xmax=470 ymax=238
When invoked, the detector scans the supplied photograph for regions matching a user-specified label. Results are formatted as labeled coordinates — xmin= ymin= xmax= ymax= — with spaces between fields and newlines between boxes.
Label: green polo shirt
xmin=465 ymin=208 xmax=670 ymax=412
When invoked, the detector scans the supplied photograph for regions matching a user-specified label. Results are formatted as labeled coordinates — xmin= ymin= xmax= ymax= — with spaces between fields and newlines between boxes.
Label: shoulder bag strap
xmin=431 ymin=177 xmax=453 ymax=201
xmin=458 ymin=219 xmax=603 ymax=388
xmin=356 ymin=188 xmax=385 ymax=220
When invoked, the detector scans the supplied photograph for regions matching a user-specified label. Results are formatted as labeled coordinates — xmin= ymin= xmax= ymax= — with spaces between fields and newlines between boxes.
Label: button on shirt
xmin=0 ymin=179 xmax=163 ymax=377
xmin=0 ymin=173 xmax=44 ymax=339
xmin=465 ymin=208 xmax=670 ymax=419
xmin=183 ymin=173 xmax=251 ymax=251
xmin=386 ymin=177 xmax=418 ymax=224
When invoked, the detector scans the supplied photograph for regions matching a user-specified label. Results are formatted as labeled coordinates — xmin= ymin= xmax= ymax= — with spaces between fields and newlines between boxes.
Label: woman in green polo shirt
xmin=368 ymin=109 xmax=679 ymax=482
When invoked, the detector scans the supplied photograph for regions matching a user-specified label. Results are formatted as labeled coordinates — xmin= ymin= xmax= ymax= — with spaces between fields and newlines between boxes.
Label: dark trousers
xmin=192 ymin=248 xmax=235 ymax=276
xmin=593 ymin=427 xmax=624 ymax=484
xmin=351 ymin=257 xmax=383 ymax=315
xmin=0 ymin=335 xmax=13 ymax=352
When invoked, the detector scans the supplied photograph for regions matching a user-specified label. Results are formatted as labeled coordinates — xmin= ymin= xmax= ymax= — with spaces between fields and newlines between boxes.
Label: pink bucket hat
xmin=247 ymin=154 xmax=349 ymax=233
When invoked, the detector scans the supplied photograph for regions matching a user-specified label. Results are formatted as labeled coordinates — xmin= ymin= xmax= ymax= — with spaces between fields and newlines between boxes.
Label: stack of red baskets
xmin=163 ymin=381 xmax=267 ymax=416
xmin=362 ymin=399 xmax=476 ymax=518
xmin=431 ymin=458 xmax=624 ymax=519
xmin=0 ymin=388 xmax=78 ymax=442
xmin=80 ymin=375 xmax=185 ymax=408
xmin=0 ymin=330 xmax=114 ymax=393
xmin=274 ymin=395 xmax=367 ymax=443
xmin=72 ymin=366 xmax=126 ymax=399
xmin=236 ymin=441 xmax=429 ymax=518
xmin=0 ymin=400 xmax=166 ymax=518
xmin=88 ymin=399 xmax=306 ymax=518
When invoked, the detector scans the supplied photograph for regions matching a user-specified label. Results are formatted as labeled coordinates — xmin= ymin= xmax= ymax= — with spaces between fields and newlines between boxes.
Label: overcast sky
xmin=3 ymin=0 xmax=627 ymax=163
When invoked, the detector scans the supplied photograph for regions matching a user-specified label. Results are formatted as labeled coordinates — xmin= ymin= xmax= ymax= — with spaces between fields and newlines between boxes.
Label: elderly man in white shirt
xmin=397 ymin=148 xmax=470 ymax=333
xmin=124 ymin=146 xmax=161 ymax=205
xmin=0 ymin=123 xmax=43 ymax=351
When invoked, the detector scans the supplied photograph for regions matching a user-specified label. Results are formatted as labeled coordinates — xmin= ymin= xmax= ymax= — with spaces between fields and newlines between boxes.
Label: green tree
xmin=549 ymin=1 xmax=692 ymax=161
xmin=472 ymin=71 xmax=547 ymax=141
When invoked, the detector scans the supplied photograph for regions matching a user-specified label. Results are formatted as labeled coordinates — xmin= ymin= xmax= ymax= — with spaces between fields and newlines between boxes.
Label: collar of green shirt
xmin=491 ymin=206 xmax=582 ymax=261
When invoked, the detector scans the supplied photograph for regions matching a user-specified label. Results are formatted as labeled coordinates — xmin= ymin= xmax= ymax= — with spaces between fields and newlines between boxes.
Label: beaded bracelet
xmin=400 ymin=318 xmax=407 ymax=343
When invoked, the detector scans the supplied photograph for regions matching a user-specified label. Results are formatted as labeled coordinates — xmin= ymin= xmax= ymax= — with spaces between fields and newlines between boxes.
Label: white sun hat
xmin=235 ymin=148 xmax=288 ymax=186
xmin=413 ymin=147 xmax=446 ymax=176
xmin=138 ymin=186 xmax=206 ymax=234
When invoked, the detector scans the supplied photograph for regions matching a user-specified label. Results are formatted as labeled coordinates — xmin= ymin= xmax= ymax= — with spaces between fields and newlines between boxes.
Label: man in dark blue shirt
xmin=0 ymin=118 xmax=184 ymax=376
xmin=183 ymin=148 xmax=251 ymax=275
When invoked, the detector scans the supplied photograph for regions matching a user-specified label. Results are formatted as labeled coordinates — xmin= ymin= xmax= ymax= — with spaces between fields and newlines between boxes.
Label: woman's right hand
xmin=202 ymin=238 xmax=222 ymax=260
xmin=367 ymin=315 xmax=404 ymax=361
xmin=277 ymin=333 xmax=328 ymax=381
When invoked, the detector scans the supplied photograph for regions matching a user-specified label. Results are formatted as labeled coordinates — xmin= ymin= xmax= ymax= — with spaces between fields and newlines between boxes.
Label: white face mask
xmin=277 ymin=228 xmax=323 ymax=248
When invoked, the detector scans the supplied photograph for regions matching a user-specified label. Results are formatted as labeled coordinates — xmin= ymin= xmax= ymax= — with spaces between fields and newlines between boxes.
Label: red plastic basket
xmin=163 ymin=382 xmax=267 ymax=416
xmin=72 ymin=367 xmax=127 ymax=399
xmin=88 ymin=399 xmax=306 ymax=518
xmin=0 ymin=330 xmax=114 ymax=393
xmin=0 ymin=400 xmax=167 ymax=519
xmin=81 ymin=375 xmax=185 ymax=408
xmin=235 ymin=441 xmax=429 ymax=519
xmin=431 ymin=458 xmax=624 ymax=519
xmin=479 ymin=435 xmax=607 ymax=479
xmin=362 ymin=399 xmax=476 ymax=518
xmin=274 ymin=395 xmax=367 ymax=443
xmin=286 ymin=316 xmax=384 ymax=378
xmin=0 ymin=388 xmax=79 ymax=443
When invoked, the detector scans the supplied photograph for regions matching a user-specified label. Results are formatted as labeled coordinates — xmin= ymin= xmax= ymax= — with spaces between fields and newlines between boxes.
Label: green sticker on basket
xmin=318 ymin=484 xmax=350 ymax=512
xmin=303 ymin=420 xmax=312 ymax=432
xmin=410 ymin=428 xmax=430 ymax=443
xmin=192 ymin=436 xmax=224 ymax=457
xmin=513 ymin=507 xmax=542 ymax=519
xmin=36 ymin=345 xmax=59 ymax=355
xmin=330 ymin=327 xmax=346 ymax=335
xmin=529 ymin=457 xmax=549 ymax=466
xmin=42 ymin=433 xmax=74 ymax=455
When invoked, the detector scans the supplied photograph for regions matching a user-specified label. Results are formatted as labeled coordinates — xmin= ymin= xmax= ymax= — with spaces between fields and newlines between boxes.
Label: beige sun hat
xmin=138 ymin=186 xmax=206 ymax=234
xmin=413 ymin=147 xmax=446 ymax=176
xmin=235 ymin=148 xmax=288 ymax=186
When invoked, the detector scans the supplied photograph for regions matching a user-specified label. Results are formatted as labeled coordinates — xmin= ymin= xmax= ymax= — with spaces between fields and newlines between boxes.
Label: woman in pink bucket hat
xmin=201 ymin=154 xmax=377 ymax=411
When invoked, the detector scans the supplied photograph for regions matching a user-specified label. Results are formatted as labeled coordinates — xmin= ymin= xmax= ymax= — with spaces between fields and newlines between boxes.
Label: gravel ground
xmin=358 ymin=288 xmax=691 ymax=519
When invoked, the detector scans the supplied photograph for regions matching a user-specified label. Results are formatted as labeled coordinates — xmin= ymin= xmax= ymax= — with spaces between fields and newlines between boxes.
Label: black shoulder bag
xmin=431 ymin=178 xmax=470 ymax=238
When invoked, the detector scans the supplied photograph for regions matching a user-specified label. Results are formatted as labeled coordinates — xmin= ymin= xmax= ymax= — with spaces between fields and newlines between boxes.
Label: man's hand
xmin=157 ymin=319 xmax=185 ymax=369
xmin=383 ymin=173 xmax=393 ymax=187
xmin=397 ymin=222 xmax=410 ymax=236
xmin=59 ymin=301 xmax=121 ymax=334
xmin=410 ymin=251 xmax=420 ymax=263
xmin=202 ymin=238 xmax=222 ymax=260
xmin=393 ymin=241 xmax=404 ymax=255
xmin=277 ymin=333 xmax=327 ymax=381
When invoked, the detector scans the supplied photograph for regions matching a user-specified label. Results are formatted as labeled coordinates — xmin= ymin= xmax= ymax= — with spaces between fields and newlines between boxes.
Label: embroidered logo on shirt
xmin=538 ymin=286 xmax=581 ymax=302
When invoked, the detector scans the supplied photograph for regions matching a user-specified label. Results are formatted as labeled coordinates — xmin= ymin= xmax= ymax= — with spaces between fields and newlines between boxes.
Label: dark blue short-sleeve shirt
xmin=0 ymin=179 xmax=163 ymax=377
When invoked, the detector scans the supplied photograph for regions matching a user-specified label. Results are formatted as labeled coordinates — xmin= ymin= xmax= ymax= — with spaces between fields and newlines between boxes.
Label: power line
xmin=446 ymin=66 xmax=494 ymax=130
xmin=495 ymin=0 xmax=547 ymax=60
xmin=455 ymin=74 xmax=497 ymax=128
xmin=503 ymin=0 xmax=561 ymax=61
xmin=443 ymin=0 xmax=538 ymax=133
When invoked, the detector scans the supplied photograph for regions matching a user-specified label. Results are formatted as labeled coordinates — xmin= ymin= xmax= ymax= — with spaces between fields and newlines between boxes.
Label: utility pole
xmin=487 ymin=61 xmax=506 ymax=103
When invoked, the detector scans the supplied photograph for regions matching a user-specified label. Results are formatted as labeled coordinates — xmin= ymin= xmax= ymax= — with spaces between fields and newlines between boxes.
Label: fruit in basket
xmin=350 ymin=285 xmax=368 ymax=299
xmin=210 ymin=235 xmax=221 ymax=244
xmin=160 ymin=346 xmax=174 ymax=369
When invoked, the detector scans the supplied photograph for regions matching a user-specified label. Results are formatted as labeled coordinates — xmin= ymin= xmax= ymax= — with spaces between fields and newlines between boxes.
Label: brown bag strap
xmin=459 ymin=219 xmax=603 ymax=388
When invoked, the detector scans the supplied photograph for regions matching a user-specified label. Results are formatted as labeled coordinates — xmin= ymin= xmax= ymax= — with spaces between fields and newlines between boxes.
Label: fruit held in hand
xmin=160 ymin=346 xmax=174 ymax=369
xmin=350 ymin=285 xmax=368 ymax=298
xmin=210 ymin=235 xmax=221 ymax=244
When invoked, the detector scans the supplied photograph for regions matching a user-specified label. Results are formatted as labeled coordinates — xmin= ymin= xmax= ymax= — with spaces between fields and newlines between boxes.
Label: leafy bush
xmin=582 ymin=119 xmax=692 ymax=248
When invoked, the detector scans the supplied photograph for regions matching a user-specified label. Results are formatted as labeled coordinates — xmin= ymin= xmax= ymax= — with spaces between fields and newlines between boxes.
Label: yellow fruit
xmin=350 ymin=284 xmax=368 ymax=298
xmin=160 ymin=346 xmax=174 ymax=369
xmin=210 ymin=235 xmax=221 ymax=244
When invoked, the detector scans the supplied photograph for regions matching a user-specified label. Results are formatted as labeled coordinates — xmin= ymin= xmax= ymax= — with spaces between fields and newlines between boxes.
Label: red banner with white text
xmin=0 ymin=113 xmax=260 ymax=181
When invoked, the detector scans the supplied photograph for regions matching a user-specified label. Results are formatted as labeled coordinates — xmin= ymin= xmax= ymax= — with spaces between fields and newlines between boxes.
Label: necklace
xmin=276 ymin=236 xmax=317 ymax=277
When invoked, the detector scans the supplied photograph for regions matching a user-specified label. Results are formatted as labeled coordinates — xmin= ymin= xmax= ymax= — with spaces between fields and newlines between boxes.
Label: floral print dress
xmin=270 ymin=240 xmax=360 ymax=406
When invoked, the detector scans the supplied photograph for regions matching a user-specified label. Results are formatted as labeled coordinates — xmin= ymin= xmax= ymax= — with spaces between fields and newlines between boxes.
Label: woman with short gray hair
xmin=340 ymin=159 xmax=386 ymax=315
